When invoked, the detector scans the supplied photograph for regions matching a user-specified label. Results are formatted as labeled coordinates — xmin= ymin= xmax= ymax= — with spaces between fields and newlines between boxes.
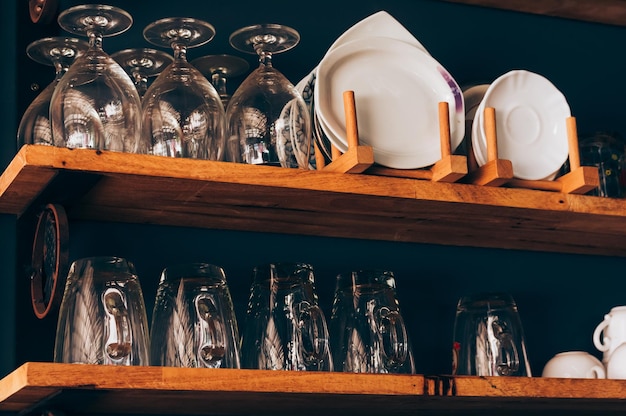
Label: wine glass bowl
xmin=191 ymin=54 xmax=250 ymax=108
xmin=49 ymin=4 xmax=146 ymax=154
xmin=17 ymin=36 xmax=89 ymax=148
xmin=111 ymin=48 xmax=174 ymax=98
xmin=141 ymin=17 xmax=226 ymax=160
xmin=225 ymin=24 xmax=312 ymax=168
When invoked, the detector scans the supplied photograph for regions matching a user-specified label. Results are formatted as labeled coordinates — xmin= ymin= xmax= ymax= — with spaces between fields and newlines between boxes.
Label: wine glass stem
xmin=53 ymin=61 xmax=69 ymax=82
xmin=88 ymin=30 xmax=103 ymax=50
xmin=172 ymin=42 xmax=187 ymax=61
xmin=258 ymin=50 xmax=273 ymax=67
xmin=132 ymin=71 xmax=148 ymax=98
xmin=211 ymin=73 xmax=227 ymax=97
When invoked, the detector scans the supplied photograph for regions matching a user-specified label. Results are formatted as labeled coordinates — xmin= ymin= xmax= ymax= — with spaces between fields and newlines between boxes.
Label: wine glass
xmin=141 ymin=17 xmax=226 ymax=160
xmin=49 ymin=4 xmax=147 ymax=153
xmin=225 ymin=24 xmax=311 ymax=168
xmin=17 ymin=36 xmax=89 ymax=148
xmin=191 ymin=54 xmax=250 ymax=108
xmin=111 ymin=48 xmax=173 ymax=99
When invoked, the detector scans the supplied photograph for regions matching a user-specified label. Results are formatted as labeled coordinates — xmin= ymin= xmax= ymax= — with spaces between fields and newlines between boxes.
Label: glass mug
xmin=150 ymin=263 xmax=241 ymax=368
xmin=54 ymin=256 xmax=150 ymax=365
xmin=329 ymin=269 xmax=415 ymax=374
xmin=452 ymin=292 xmax=531 ymax=376
xmin=240 ymin=262 xmax=332 ymax=371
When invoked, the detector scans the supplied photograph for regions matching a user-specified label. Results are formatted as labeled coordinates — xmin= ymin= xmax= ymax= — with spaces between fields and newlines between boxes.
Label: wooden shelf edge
xmin=2 ymin=146 xmax=626 ymax=257
xmin=1 ymin=145 xmax=624 ymax=217
xmin=437 ymin=0 xmax=626 ymax=27
xmin=3 ymin=363 xmax=626 ymax=415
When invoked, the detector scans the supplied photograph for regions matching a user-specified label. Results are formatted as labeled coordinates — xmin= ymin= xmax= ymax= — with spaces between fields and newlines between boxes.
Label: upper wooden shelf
xmin=439 ymin=0 xmax=626 ymax=27
xmin=2 ymin=362 xmax=626 ymax=415
xmin=1 ymin=145 xmax=626 ymax=257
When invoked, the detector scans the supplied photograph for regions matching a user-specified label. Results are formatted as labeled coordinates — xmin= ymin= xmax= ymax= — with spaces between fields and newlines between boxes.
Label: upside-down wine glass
xmin=225 ymin=24 xmax=311 ymax=168
xmin=111 ymin=48 xmax=173 ymax=99
xmin=141 ymin=17 xmax=226 ymax=160
xmin=17 ymin=36 xmax=89 ymax=148
xmin=191 ymin=54 xmax=250 ymax=108
xmin=50 ymin=4 xmax=147 ymax=153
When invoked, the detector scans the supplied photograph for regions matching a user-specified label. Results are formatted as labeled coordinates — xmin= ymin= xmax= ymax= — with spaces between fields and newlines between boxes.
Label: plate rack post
xmin=466 ymin=107 xmax=599 ymax=194
xmin=315 ymin=90 xmax=374 ymax=173
xmin=317 ymin=91 xmax=467 ymax=182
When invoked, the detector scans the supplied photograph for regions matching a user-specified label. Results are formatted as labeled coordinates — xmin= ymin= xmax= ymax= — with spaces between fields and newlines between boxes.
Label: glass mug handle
xmin=103 ymin=287 xmax=132 ymax=361
xmin=491 ymin=319 xmax=520 ymax=376
xmin=296 ymin=300 xmax=328 ymax=365
xmin=195 ymin=294 xmax=227 ymax=368
xmin=376 ymin=306 xmax=409 ymax=369
xmin=593 ymin=315 xmax=612 ymax=352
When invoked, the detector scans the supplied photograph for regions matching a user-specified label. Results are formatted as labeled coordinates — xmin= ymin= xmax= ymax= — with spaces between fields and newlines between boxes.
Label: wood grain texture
xmin=439 ymin=0 xmax=626 ymax=26
xmin=3 ymin=363 xmax=626 ymax=415
xmin=1 ymin=146 xmax=626 ymax=256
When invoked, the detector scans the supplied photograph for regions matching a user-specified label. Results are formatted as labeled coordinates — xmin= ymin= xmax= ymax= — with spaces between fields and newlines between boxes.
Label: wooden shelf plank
xmin=2 ymin=363 xmax=626 ymax=416
xmin=1 ymin=146 xmax=626 ymax=257
xmin=438 ymin=0 xmax=626 ymax=27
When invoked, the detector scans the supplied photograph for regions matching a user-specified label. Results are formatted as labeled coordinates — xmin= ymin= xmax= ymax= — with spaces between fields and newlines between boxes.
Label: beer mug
xmin=329 ymin=269 xmax=415 ymax=374
xmin=150 ymin=262 xmax=241 ymax=368
xmin=240 ymin=262 xmax=332 ymax=371
xmin=54 ymin=256 xmax=150 ymax=365
xmin=452 ymin=292 xmax=531 ymax=376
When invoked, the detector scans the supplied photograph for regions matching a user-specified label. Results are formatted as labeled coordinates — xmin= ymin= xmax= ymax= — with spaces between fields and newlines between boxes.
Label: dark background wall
xmin=2 ymin=0 xmax=626 ymax=378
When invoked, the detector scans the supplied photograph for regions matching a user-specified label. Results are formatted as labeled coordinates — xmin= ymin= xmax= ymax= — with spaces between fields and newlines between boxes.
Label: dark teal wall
xmin=3 ymin=0 xmax=626 ymax=378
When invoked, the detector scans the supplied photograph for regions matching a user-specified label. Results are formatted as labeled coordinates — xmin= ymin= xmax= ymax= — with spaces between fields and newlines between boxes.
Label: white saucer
xmin=476 ymin=70 xmax=570 ymax=180
xmin=314 ymin=36 xmax=464 ymax=169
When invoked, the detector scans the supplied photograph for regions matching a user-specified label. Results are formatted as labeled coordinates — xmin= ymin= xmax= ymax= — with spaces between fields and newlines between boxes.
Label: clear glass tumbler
xmin=452 ymin=292 xmax=531 ymax=376
xmin=54 ymin=256 xmax=150 ymax=366
xmin=150 ymin=262 xmax=241 ymax=368
xmin=240 ymin=262 xmax=332 ymax=371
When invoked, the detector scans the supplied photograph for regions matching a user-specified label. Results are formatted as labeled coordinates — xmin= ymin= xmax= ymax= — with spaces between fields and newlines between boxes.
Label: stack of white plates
xmin=295 ymin=11 xmax=464 ymax=169
xmin=471 ymin=70 xmax=571 ymax=180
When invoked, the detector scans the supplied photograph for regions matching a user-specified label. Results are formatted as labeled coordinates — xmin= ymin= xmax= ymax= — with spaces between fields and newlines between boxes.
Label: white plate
xmin=472 ymin=106 xmax=559 ymax=180
xmin=327 ymin=10 xmax=428 ymax=56
xmin=463 ymin=84 xmax=489 ymax=121
xmin=477 ymin=70 xmax=570 ymax=180
xmin=314 ymin=36 xmax=464 ymax=169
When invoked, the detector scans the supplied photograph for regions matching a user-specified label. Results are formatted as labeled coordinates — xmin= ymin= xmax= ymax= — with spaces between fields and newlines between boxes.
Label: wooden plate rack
xmin=315 ymin=90 xmax=600 ymax=195
xmin=465 ymin=107 xmax=599 ymax=194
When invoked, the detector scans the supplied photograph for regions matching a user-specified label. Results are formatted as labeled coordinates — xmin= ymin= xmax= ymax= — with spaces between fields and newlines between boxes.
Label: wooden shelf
xmin=439 ymin=0 xmax=626 ymax=27
xmin=1 ymin=145 xmax=626 ymax=257
xmin=1 ymin=362 xmax=626 ymax=416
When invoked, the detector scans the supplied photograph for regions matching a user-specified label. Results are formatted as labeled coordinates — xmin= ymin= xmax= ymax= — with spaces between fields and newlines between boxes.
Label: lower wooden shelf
xmin=1 ymin=363 xmax=626 ymax=416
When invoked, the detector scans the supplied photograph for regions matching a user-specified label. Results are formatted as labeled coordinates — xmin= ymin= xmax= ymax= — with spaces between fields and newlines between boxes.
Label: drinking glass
xmin=54 ymin=256 xmax=150 ymax=365
xmin=240 ymin=262 xmax=332 ymax=371
xmin=17 ymin=36 xmax=89 ymax=148
xmin=141 ymin=17 xmax=226 ymax=160
xmin=452 ymin=292 xmax=531 ymax=376
xmin=111 ymin=48 xmax=173 ymax=99
xmin=329 ymin=269 xmax=415 ymax=374
xmin=50 ymin=4 xmax=147 ymax=153
xmin=225 ymin=24 xmax=311 ymax=168
xmin=191 ymin=54 xmax=250 ymax=108
xmin=150 ymin=263 xmax=241 ymax=368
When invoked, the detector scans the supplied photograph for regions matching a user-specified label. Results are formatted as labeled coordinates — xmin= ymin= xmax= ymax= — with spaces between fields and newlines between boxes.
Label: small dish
xmin=476 ymin=70 xmax=571 ymax=180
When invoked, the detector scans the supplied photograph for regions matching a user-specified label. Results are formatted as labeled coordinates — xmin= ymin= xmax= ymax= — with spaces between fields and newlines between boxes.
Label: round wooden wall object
xmin=31 ymin=203 xmax=69 ymax=319
xmin=29 ymin=0 xmax=58 ymax=24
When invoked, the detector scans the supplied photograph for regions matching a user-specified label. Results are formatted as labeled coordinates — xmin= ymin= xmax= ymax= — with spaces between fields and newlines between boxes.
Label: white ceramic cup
xmin=606 ymin=343 xmax=626 ymax=379
xmin=593 ymin=306 xmax=626 ymax=364
xmin=541 ymin=351 xmax=605 ymax=379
